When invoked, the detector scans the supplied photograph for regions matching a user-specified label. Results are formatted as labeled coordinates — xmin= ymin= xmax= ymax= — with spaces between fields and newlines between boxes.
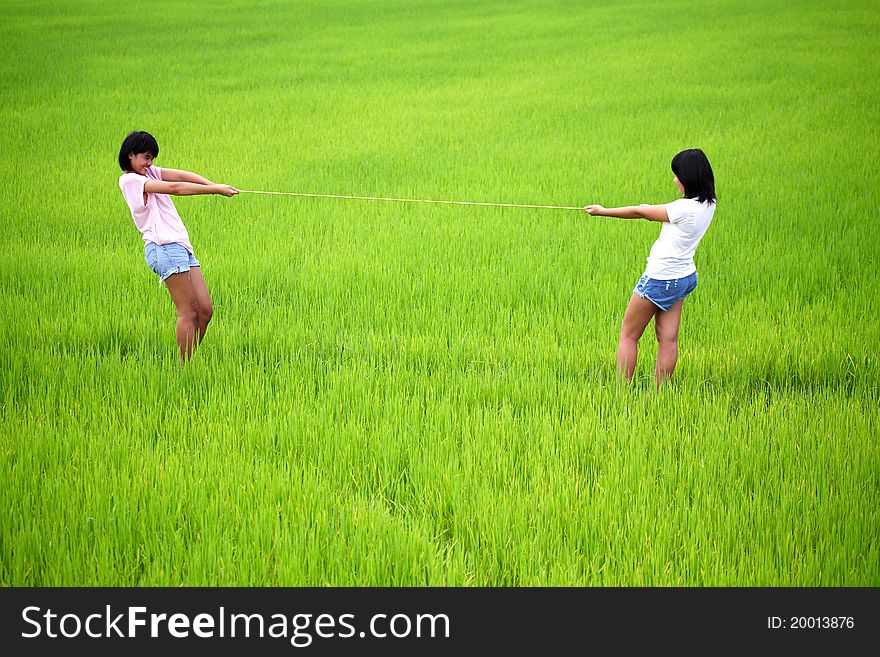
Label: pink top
xmin=119 ymin=165 xmax=193 ymax=253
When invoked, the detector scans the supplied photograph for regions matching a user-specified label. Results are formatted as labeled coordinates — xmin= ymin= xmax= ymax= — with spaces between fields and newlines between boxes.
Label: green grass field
xmin=1 ymin=0 xmax=877 ymax=586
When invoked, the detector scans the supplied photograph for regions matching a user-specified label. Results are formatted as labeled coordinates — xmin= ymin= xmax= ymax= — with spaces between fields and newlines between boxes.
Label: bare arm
xmin=143 ymin=180 xmax=238 ymax=197
xmin=584 ymin=204 xmax=669 ymax=222
xmin=160 ymin=168 xmax=214 ymax=184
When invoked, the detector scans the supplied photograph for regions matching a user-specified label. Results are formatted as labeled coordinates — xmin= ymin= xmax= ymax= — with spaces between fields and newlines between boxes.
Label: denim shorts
xmin=634 ymin=272 xmax=698 ymax=311
xmin=144 ymin=242 xmax=200 ymax=282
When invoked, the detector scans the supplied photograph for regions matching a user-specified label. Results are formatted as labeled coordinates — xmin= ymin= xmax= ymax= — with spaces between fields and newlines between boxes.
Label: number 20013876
xmin=768 ymin=617 xmax=854 ymax=629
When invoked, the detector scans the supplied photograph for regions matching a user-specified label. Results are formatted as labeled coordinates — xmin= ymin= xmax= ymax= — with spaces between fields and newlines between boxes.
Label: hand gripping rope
xmin=238 ymin=189 xmax=583 ymax=211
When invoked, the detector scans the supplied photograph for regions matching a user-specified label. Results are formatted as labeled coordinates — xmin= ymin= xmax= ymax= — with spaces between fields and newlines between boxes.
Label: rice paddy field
xmin=1 ymin=0 xmax=878 ymax=586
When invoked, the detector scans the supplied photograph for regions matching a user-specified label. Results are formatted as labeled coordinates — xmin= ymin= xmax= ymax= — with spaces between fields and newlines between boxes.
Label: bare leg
xmin=654 ymin=300 xmax=684 ymax=386
xmin=617 ymin=294 xmax=659 ymax=382
xmin=164 ymin=271 xmax=200 ymax=361
xmin=188 ymin=266 xmax=213 ymax=344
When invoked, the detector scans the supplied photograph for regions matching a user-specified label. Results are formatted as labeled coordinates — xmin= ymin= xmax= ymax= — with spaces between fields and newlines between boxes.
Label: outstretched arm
xmin=144 ymin=180 xmax=238 ymax=197
xmin=160 ymin=168 xmax=214 ymax=184
xmin=584 ymin=204 xmax=669 ymax=222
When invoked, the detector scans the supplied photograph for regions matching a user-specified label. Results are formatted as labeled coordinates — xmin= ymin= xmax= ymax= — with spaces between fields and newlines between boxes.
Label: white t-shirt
xmin=643 ymin=198 xmax=715 ymax=279
xmin=119 ymin=165 xmax=193 ymax=253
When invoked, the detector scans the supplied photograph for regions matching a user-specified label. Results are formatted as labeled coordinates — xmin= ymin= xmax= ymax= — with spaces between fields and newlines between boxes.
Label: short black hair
xmin=118 ymin=131 xmax=159 ymax=171
xmin=671 ymin=148 xmax=716 ymax=204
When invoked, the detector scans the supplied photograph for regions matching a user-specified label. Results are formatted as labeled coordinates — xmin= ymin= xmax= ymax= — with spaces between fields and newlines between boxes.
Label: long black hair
xmin=671 ymin=148 xmax=715 ymax=204
xmin=118 ymin=131 xmax=159 ymax=171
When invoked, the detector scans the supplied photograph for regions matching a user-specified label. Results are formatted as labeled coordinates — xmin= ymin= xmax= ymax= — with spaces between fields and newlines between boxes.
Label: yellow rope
xmin=238 ymin=189 xmax=582 ymax=211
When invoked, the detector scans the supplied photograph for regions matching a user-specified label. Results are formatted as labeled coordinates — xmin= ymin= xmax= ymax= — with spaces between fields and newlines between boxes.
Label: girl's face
xmin=129 ymin=152 xmax=154 ymax=175
xmin=673 ymin=174 xmax=685 ymax=195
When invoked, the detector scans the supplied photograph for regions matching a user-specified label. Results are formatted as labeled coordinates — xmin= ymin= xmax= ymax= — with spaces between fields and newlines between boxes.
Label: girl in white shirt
xmin=585 ymin=148 xmax=716 ymax=385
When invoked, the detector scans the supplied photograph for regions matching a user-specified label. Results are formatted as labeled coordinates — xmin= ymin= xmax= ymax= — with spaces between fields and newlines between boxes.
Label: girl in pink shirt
xmin=118 ymin=131 xmax=239 ymax=361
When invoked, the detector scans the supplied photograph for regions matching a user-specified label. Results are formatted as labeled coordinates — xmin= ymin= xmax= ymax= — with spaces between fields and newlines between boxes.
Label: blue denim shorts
xmin=144 ymin=242 xmax=200 ymax=282
xmin=634 ymin=272 xmax=698 ymax=311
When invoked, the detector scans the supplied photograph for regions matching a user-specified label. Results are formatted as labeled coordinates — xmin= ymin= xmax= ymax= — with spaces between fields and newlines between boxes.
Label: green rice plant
xmin=0 ymin=0 xmax=877 ymax=586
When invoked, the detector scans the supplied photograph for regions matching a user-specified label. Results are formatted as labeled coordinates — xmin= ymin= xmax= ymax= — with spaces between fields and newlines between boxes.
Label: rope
xmin=238 ymin=189 xmax=583 ymax=211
